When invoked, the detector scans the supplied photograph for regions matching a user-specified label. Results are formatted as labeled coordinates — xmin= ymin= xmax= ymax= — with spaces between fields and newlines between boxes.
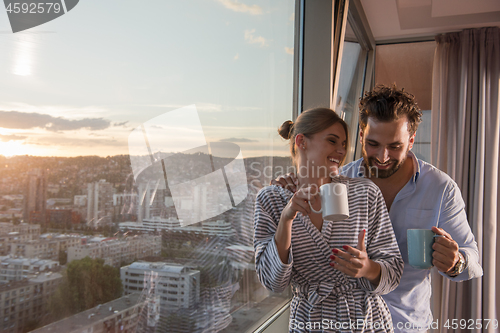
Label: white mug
xmin=308 ymin=183 xmax=349 ymax=221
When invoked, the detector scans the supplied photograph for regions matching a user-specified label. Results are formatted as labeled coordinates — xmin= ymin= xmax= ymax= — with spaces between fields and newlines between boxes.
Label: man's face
xmin=360 ymin=117 xmax=415 ymax=179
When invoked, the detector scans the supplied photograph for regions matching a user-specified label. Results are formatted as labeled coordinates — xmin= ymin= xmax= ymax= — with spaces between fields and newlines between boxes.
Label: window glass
xmin=0 ymin=1 xmax=294 ymax=332
xmin=374 ymin=41 xmax=435 ymax=162
xmin=334 ymin=18 xmax=368 ymax=162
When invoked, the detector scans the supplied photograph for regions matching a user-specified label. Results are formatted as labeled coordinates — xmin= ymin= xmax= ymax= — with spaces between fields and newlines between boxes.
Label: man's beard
xmin=362 ymin=147 xmax=409 ymax=179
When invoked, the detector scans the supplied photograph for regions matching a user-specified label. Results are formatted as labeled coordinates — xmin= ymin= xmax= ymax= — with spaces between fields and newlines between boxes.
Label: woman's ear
xmin=295 ymin=133 xmax=306 ymax=150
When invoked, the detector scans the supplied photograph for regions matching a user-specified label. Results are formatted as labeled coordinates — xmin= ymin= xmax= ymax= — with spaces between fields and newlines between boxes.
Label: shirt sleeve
xmin=253 ymin=187 xmax=293 ymax=293
xmin=437 ymin=181 xmax=483 ymax=281
xmin=358 ymin=185 xmax=404 ymax=295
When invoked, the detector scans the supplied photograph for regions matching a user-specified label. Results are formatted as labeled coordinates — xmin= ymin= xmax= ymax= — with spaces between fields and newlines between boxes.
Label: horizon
xmin=0 ymin=152 xmax=292 ymax=159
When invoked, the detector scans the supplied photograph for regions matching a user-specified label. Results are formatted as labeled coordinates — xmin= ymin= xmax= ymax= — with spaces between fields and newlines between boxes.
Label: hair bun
xmin=278 ymin=120 xmax=294 ymax=140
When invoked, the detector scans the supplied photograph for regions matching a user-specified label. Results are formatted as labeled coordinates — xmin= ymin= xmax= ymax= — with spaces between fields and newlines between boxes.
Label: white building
xmin=120 ymin=217 xmax=184 ymax=233
xmin=136 ymin=182 xmax=169 ymax=223
xmin=68 ymin=235 xmax=161 ymax=267
xmin=119 ymin=218 xmax=205 ymax=235
xmin=9 ymin=239 xmax=60 ymax=261
xmin=119 ymin=218 xmax=235 ymax=238
xmin=113 ymin=193 xmax=137 ymax=207
xmin=121 ymin=262 xmax=200 ymax=310
xmin=0 ymin=256 xmax=60 ymax=283
xmin=40 ymin=233 xmax=84 ymax=252
xmin=87 ymin=179 xmax=114 ymax=227
xmin=0 ymin=222 xmax=40 ymax=239
xmin=201 ymin=220 xmax=236 ymax=238
xmin=143 ymin=217 xmax=181 ymax=231
xmin=73 ymin=195 xmax=87 ymax=207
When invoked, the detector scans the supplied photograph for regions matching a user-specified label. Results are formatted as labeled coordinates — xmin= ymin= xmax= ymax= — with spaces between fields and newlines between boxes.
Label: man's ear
xmin=409 ymin=132 xmax=416 ymax=150
xmin=359 ymin=126 xmax=364 ymax=145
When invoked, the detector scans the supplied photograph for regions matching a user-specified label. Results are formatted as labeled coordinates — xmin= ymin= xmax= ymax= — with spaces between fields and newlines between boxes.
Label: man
xmin=273 ymin=85 xmax=483 ymax=332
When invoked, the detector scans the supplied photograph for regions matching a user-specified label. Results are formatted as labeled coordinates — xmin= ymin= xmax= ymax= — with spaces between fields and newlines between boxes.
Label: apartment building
xmin=87 ymin=180 xmax=114 ymax=227
xmin=0 ymin=223 xmax=41 ymax=238
xmin=0 ymin=272 xmax=63 ymax=333
xmin=40 ymin=233 xmax=83 ymax=252
xmin=119 ymin=218 xmax=236 ymax=239
xmin=121 ymin=262 xmax=200 ymax=310
xmin=68 ymin=235 xmax=161 ymax=267
xmin=0 ymin=257 xmax=59 ymax=284
xmin=201 ymin=220 xmax=235 ymax=238
xmin=10 ymin=239 xmax=60 ymax=262
xmin=31 ymin=293 xmax=144 ymax=333
xmin=0 ymin=223 xmax=41 ymax=257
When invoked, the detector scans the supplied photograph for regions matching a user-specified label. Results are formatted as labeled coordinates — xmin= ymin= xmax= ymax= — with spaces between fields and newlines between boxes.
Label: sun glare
xmin=0 ymin=141 xmax=32 ymax=157
xmin=12 ymin=34 xmax=36 ymax=76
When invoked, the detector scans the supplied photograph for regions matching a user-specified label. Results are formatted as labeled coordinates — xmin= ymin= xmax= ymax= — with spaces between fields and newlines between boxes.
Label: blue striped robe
xmin=254 ymin=176 xmax=404 ymax=332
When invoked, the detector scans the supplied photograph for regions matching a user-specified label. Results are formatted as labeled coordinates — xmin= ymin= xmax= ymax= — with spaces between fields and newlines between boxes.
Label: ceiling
xmin=360 ymin=0 xmax=500 ymax=42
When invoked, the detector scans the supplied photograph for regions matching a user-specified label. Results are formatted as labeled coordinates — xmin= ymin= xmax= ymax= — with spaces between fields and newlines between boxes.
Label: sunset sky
xmin=0 ymin=0 xmax=294 ymax=158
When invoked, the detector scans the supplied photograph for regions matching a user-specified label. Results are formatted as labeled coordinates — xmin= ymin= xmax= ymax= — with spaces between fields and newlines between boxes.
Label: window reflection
xmin=0 ymin=0 xmax=294 ymax=332
xmin=334 ymin=23 xmax=366 ymax=161
xmin=374 ymin=41 xmax=435 ymax=163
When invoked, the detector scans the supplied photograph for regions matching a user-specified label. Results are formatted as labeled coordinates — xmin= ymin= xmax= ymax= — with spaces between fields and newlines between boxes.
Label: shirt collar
xmin=408 ymin=151 xmax=420 ymax=182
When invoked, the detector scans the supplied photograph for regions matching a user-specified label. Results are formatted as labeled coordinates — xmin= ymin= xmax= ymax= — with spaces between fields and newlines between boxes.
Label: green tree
xmin=58 ymin=250 xmax=67 ymax=265
xmin=22 ymin=319 xmax=40 ymax=333
xmin=48 ymin=257 xmax=123 ymax=321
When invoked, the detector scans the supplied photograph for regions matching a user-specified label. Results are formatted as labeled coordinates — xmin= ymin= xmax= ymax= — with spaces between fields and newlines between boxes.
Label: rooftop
xmin=29 ymin=272 xmax=63 ymax=283
xmin=0 ymin=272 xmax=62 ymax=292
xmin=0 ymin=256 xmax=59 ymax=266
xmin=127 ymin=262 xmax=187 ymax=274
xmin=0 ymin=279 xmax=30 ymax=292
xmin=32 ymin=293 xmax=143 ymax=333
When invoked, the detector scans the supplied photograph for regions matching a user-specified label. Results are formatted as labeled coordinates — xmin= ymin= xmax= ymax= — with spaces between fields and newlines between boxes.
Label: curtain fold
xmin=431 ymin=27 xmax=499 ymax=333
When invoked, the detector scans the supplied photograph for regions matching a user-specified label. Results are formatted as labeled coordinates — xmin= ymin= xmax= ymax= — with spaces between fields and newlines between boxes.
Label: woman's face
xmin=299 ymin=122 xmax=347 ymax=178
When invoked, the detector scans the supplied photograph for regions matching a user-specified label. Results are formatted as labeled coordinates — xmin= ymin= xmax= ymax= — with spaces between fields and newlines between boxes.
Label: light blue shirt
xmin=341 ymin=152 xmax=483 ymax=332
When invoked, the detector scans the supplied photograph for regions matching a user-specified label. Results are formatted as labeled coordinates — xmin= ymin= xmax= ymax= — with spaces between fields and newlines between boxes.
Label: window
xmin=374 ymin=42 xmax=435 ymax=162
xmin=0 ymin=0 xmax=294 ymax=332
xmin=332 ymin=0 xmax=375 ymax=162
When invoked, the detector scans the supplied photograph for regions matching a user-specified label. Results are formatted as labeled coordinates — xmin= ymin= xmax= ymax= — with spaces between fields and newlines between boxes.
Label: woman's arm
xmin=254 ymin=186 xmax=317 ymax=292
xmin=254 ymin=187 xmax=294 ymax=293
xmin=360 ymin=184 xmax=404 ymax=295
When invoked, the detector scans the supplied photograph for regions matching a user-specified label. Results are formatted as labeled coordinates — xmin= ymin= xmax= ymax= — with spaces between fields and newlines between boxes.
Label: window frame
xmin=252 ymin=0 xmax=375 ymax=330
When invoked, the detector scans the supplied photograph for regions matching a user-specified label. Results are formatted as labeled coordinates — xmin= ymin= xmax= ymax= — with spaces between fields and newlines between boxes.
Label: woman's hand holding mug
xmin=281 ymin=186 xmax=319 ymax=221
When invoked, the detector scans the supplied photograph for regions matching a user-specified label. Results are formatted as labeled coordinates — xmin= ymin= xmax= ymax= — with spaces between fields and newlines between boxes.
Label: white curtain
xmin=431 ymin=27 xmax=499 ymax=332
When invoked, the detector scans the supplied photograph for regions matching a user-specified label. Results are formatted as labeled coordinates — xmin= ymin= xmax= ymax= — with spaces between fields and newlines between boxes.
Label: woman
xmin=254 ymin=108 xmax=403 ymax=332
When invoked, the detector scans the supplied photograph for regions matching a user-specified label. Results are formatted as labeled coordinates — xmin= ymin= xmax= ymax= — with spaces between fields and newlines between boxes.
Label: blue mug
xmin=407 ymin=229 xmax=443 ymax=269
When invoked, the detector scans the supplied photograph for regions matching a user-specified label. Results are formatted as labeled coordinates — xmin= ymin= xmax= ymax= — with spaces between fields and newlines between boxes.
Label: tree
xmin=48 ymin=257 xmax=123 ymax=321
xmin=58 ymin=250 xmax=67 ymax=265
xmin=22 ymin=319 xmax=40 ymax=333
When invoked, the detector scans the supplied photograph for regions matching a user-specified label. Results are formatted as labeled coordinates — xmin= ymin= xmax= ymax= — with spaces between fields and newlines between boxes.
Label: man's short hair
xmin=359 ymin=84 xmax=422 ymax=136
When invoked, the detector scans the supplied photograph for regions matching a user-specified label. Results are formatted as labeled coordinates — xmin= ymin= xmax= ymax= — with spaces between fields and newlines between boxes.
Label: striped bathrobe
xmin=254 ymin=176 xmax=404 ymax=333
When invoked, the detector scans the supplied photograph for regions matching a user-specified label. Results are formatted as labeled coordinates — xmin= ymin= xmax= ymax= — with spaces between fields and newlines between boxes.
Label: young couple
xmin=253 ymin=85 xmax=482 ymax=332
